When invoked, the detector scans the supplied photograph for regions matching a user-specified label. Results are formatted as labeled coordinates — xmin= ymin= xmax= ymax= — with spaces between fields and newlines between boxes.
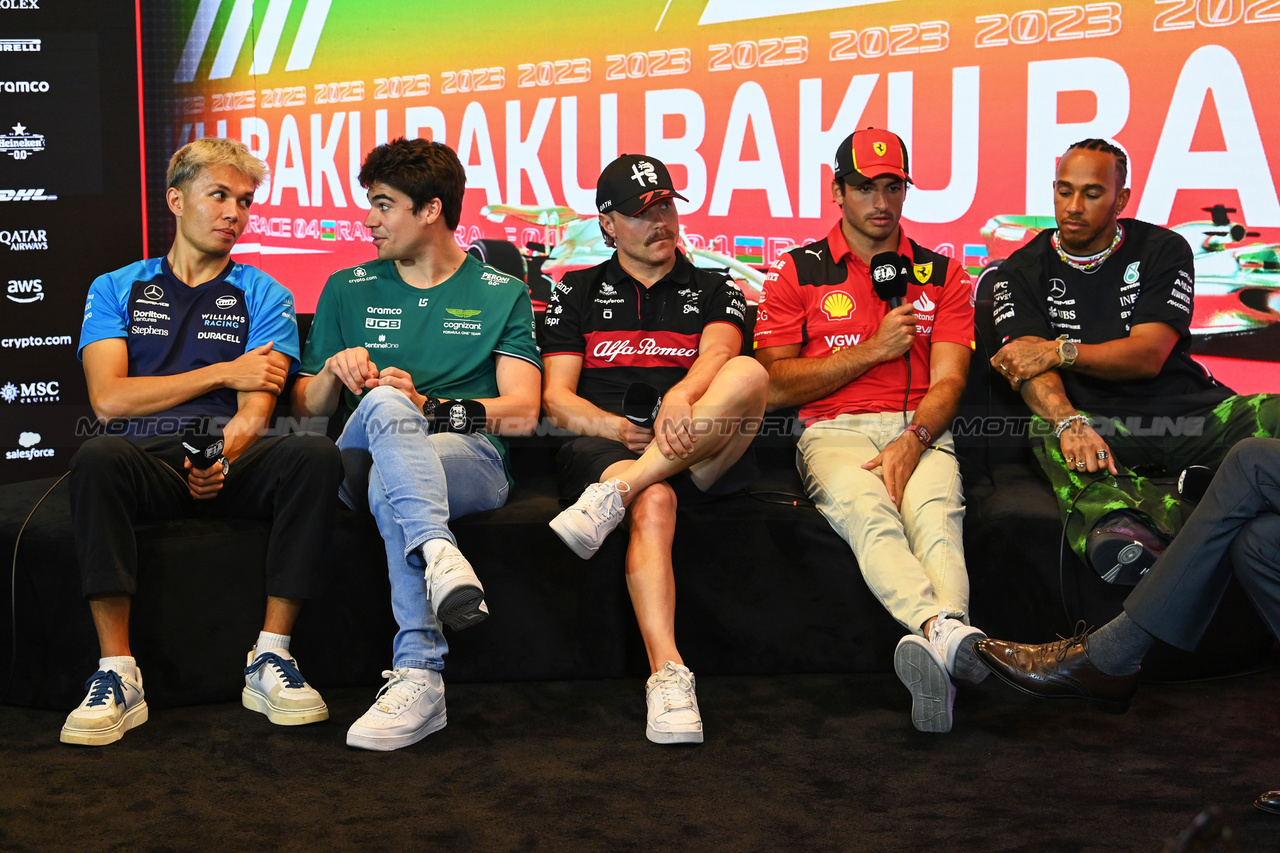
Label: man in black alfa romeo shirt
xmin=542 ymin=154 xmax=768 ymax=745
xmin=990 ymin=138 xmax=1280 ymax=585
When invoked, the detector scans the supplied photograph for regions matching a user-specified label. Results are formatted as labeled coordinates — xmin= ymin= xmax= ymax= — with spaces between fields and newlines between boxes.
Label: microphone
xmin=432 ymin=399 xmax=487 ymax=434
xmin=180 ymin=417 xmax=224 ymax=469
xmin=870 ymin=251 xmax=909 ymax=309
xmin=623 ymin=382 xmax=662 ymax=429
xmin=1178 ymin=465 xmax=1216 ymax=504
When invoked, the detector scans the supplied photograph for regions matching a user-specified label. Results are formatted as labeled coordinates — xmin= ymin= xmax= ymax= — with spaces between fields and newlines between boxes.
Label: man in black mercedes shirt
xmin=989 ymin=138 xmax=1280 ymax=584
xmin=541 ymin=154 xmax=768 ymax=745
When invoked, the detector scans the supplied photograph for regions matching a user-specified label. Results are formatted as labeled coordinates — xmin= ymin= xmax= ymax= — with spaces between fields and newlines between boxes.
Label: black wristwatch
xmin=422 ymin=395 xmax=442 ymax=420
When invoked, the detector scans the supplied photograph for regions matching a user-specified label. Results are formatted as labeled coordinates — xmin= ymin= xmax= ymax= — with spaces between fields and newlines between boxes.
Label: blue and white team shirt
xmin=78 ymin=257 xmax=300 ymax=436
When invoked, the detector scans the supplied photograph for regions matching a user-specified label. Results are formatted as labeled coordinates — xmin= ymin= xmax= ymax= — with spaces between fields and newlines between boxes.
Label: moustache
xmin=645 ymin=230 xmax=674 ymax=246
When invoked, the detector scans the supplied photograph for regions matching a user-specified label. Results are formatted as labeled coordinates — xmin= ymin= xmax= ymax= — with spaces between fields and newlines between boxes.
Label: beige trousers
xmin=797 ymin=412 xmax=970 ymax=635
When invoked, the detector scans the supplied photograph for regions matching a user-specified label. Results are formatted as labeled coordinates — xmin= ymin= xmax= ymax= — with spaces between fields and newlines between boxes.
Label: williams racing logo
xmin=820 ymin=291 xmax=855 ymax=320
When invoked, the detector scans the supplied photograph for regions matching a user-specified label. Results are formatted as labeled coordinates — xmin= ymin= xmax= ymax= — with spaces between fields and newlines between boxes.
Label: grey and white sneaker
xmin=243 ymin=646 xmax=330 ymax=725
xmin=550 ymin=479 xmax=629 ymax=559
xmin=425 ymin=542 xmax=489 ymax=631
xmin=60 ymin=666 xmax=148 ymax=746
xmin=928 ymin=610 xmax=989 ymax=685
xmin=645 ymin=661 xmax=703 ymax=745
xmin=894 ymin=634 xmax=956 ymax=733
xmin=346 ymin=668 xmax=447 ymax=751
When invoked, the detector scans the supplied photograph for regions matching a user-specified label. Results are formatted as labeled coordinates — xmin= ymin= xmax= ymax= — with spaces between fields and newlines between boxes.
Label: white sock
xmin=99 ymin=655 xmax=137 ymax=679
xmin=420 ymin=538 xmax=454 ymax=564
xmin=255 ymin=631 xmax=291 ymax=655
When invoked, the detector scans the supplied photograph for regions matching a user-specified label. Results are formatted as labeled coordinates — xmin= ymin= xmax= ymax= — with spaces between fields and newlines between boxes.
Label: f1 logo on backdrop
xmin=174 ymin=0 xmax=332 ymax=82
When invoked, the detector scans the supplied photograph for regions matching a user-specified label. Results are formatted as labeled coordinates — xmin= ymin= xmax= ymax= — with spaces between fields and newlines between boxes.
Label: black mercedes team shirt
xmin=991 ymin=218 xmax=1231 ymax=418
xmin=542 ymin=250 xmax=749 ymax=415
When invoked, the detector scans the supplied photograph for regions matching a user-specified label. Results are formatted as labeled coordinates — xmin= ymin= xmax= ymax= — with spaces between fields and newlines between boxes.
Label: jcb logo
xmin=174 ymin=0 xmax=332 ymax=82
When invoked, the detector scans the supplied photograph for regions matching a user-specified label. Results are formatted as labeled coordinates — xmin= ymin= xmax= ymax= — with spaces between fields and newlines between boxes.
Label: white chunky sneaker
xmin=425 ymin=543 xmax=489 ymax=631
xmin=60 ymin=667 xmax=148 ymax=746
xmin=928 ymin=610 xmax=989 ymax=685
xmin=645 ymin=661 xmax=703 ymax=745
xmin=242 ymin=647 xmax=329 ymax=725
xmin=550 ymin=479 xmax=629 ymax=559
xmin=894 ymin=634 xmax=956 ymax=733
xmin=346 ymin=668 xmax=447 ymax=752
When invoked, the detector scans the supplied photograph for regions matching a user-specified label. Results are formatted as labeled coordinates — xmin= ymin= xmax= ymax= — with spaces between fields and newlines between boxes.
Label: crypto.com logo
xmin=174 ymin=0 xmax=332 ymax=83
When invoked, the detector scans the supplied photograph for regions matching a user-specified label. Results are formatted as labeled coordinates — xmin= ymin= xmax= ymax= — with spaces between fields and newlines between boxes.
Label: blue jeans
xmin=336 ymin=386 xmax=509 ymax=670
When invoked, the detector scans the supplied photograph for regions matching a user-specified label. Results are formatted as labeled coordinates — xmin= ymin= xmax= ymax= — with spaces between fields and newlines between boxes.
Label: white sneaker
xmin=550 ymin=479 xmax=629 ymax=559
xmin=346 ymin=668 xmax=447 ymax=752
xmin=425 ymin=542 xmax=489 ymax=631
xmin=894 ymin=635 xmax=956 ymax=733
xmin=928 ymin=610 xmax=989 ymax=685
xmin=242 ymin=646 xmax=330 ymax=725
xmin=645 ymin=661 xmax=703 ymax=745
xmin=60 ymin=667 xmax=148 ymax=746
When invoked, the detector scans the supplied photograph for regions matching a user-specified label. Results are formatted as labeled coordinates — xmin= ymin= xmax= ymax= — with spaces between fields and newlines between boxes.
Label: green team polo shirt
xmin=301 ymin=254 xmax=543 ymax=481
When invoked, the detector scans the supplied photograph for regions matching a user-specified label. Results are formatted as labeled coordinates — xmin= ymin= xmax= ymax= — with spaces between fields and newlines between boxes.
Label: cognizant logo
xmin=174 ymin=0 xmax=332 ymax=83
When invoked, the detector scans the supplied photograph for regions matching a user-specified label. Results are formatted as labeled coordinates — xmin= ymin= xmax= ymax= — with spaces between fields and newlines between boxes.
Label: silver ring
xmin=1096 ymin=450 xmax=1108 ymax=460
xmin=1076 ymin=461 xmax=1086 ymax=469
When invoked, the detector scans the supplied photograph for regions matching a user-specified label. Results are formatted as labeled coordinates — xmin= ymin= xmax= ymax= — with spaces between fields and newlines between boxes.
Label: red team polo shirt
xmin=753 ymin=220 xmax=974 ymax=426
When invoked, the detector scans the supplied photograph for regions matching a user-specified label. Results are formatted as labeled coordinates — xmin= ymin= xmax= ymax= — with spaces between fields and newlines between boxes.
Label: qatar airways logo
xmin=591 ymin=337 xmax=698 ymax=363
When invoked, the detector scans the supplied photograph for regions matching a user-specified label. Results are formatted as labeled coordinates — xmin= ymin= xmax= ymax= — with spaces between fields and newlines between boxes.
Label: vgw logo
xmin=174 ymin=0 xmax=332 ymax=82
xmin=1 ymin=380 xmax=60 ymax=403
xmin=7 ymin=277 xmax=41 ymax=302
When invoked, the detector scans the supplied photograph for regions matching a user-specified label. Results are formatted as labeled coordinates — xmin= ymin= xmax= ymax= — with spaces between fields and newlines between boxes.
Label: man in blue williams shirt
xmin=64 ymin=138 xmax=343 ymax=746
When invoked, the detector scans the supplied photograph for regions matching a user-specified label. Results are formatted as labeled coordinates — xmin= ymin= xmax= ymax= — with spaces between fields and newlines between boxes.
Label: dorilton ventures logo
xmin=0 ymin=380 xmax=60 ymax=403
xmin=0 ymin=39 xmax=40 ymax=51
xmin=1 ymin=123 xmax=45 ymax=160
xmin=175 ymin=0 xmax=330 ymax=82
xmin=0 ymin=228 xmax=46 ymax=250
xmin=0 ymin=189 xmax=57 ymax=201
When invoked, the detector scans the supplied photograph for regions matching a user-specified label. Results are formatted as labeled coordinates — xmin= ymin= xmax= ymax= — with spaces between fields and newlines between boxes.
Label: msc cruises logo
xmin=174 ymin=0 xmax=332 ymax=82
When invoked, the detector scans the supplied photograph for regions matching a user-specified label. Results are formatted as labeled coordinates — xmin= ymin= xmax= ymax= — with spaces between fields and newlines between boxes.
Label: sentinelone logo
xmin=0 ymin=39 xmax=39 ymax=51
xmin=175 ymin=0 xmax=330 ymax=82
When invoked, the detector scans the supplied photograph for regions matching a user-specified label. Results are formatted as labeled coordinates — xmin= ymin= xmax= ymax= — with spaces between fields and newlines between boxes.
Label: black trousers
xmin=1125 ymin=437 xmax=1280 ymax=651
xmin=68 ymin=432 xmax=344 ymax=600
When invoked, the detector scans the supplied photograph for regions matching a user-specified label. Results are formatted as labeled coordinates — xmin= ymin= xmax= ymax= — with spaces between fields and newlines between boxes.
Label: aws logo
xmin=820 ymin=291 xmax=855 ymax=320
xmin=174 ymin=0 xmax=331 ymax=83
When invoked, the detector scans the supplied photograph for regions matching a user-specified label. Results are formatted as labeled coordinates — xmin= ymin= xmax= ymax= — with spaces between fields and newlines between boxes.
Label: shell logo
xmin=913 ymin=293 xmax=936 ymax=313
xmin=821 ymin=291 xmax=855 ymax=319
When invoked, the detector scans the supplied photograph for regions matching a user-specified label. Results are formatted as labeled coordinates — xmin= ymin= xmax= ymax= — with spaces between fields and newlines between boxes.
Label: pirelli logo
xmin=0 ymin=40 xmax=40 ymax=52
xmin=365 ymin=318 xmax=400 ymax=330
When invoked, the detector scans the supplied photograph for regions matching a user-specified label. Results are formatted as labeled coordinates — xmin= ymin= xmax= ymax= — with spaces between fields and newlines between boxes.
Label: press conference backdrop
xmin=1 ymin=1 xmax=145 ymax=485
xmin=3 ymin=0 xmax=1279 ymax=485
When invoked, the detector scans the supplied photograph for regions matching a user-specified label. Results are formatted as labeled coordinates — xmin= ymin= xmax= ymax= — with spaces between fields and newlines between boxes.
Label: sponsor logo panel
xmin=6 ymin=431 xmax=53 ymax=462
xmin=1 ymin=379 xmax=60 ymax=403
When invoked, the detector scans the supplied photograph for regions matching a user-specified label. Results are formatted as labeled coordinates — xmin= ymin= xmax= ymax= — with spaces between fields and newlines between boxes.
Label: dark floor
xmin=2 ymin=669 xmax=1277 ymax=852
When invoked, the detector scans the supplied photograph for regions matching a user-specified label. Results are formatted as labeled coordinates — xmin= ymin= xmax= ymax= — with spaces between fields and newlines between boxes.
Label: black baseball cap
xmin=833 ymin=127 xmax=912 ymax=186
xmin=596 ymin=154 xmax=689 ymax=216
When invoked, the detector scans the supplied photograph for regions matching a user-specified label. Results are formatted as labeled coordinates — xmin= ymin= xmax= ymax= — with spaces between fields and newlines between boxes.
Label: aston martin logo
xmin=873 ymin=142 xmax=887 ymax=156
xmin=446 ymin=308 xmax=481 ymax=318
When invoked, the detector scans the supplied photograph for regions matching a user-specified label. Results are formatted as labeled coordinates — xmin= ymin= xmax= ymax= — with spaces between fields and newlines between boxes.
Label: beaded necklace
xmin=1051 ymin=223 xmax=1123 ymax=273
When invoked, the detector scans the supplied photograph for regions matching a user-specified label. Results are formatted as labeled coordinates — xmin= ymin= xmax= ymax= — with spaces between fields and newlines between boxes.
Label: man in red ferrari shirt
xmin=754 ymin=128 xmax=984 ymax=733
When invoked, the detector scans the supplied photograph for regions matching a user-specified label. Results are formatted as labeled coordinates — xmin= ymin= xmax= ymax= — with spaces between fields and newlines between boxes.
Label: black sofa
xmin=2 ymin=296 xmax=1272 ymax=711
